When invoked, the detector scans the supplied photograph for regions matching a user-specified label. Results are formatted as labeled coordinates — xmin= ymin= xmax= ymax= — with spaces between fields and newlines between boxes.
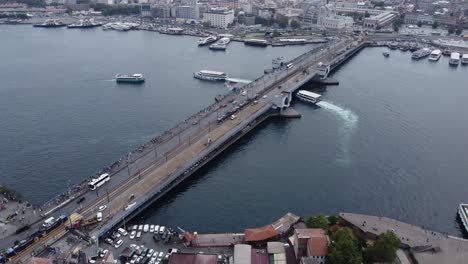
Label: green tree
xmin=327 ymin=228 xmax=362 ymax=264
xmin=277 ymin=16 xmax=289 ymax=28
xmin=448 ymin=26 xmax=455 ymax=34
xmin=455 ymin=26 xmax=463 ymax=35
xmin=306 ymin=213 xmax=329 ymax=229
xmin=372 ymin=1 xmax=385 ymax=8
xmin=417 ymin=21 xmax=422 ymax=27
xmin=290 ymin=20 xmax=300 ymax=29
xmin=392 ymin=19 xmax=401 ymax=32
xmin=432 ymin=21 xmax=439 ymax=29
xmin=328 ymin=215 xmax=339 ymax=226
xmin=364 ymin=231 xmax=400 ymax=263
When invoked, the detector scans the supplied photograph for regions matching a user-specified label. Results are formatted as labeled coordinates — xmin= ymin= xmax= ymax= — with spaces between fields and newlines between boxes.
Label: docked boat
xmin=197 ymin=35 xmax=217 ymax=46
xmin=193 ymin=70 xmax=227 ymax=81
xmin=461 ymin=54 xmax=468 ymax=65
xmin=33 ymin=19 xmax=66 ymax=28
xmin=449 ymin=52 xmax=460 ymax=66
xmin=458 ymin=204 xmax=468 ymax=233
xmin=411 ymin=48 xmax=431 ymax=60
xmin=428 ymin=50 xmax=442 ymax=61
xmin=244 ymin=39 xmax=268 ymax=47
xmin=382 ymin=52 xmax=390 ymax=57
xmin=388 ymin=42 xmax=398 ymax=50
xmin=209 ymin=37 xmax=231 ymax=51
xmin=115 ymin=73 xmax=145 ymax=83
xmin=67 ymin=19 xmax=102 ymax=29
xmin=296 ymin=90 xmax=322 ymax=104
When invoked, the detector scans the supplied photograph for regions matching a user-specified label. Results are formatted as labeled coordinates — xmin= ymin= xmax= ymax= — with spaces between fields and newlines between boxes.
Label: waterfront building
xmin=175 ymin=5 xmax=199 ymax=20
xmin=363 ymin=11 xmax=397 ymax=28
xmin=404 ymin=12 xmax=435 ymax=25
xmin=141 ymin=4 xmax=151 ymax=17
xmin=151 ymin=4 xmax=171 ymax=18
xmin=317 ymin=5 xmax=354 ymax=29
xmin=202 ymin=7 xmax=234 ymax=28
xmin=292 ymin=229 xmax=328 ymax=264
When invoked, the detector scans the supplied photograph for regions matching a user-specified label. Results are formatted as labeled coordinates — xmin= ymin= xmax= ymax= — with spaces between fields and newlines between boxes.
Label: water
xmin=2 ymin=25 xmax=468 ymax=236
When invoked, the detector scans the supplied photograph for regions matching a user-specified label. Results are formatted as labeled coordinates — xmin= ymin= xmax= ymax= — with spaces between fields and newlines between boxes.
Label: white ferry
xmin=461 ymin=54 xmax=468 ymax=65
xmin=197 ymin=35 xmax=218 ymax=46
xmin=449 ymin=52 xmax=460 ymax=66
xmin=115 ymin=73 xmax=145 ymax=83
xmin=428 ymin=49 xmax=441 ymax=61
xmin=193 ymin=70 xmax=227 ymax=81
xmin=209 ymin=37 xmax=231 ymax=51
xmin=411 ymin=48 xmax=431 ymax=60
xmin=317 ymin=63 xmax=330 ymax=79
xmin=296 ymin=90 xmax=322 ymax=104
xmin=458 ymin=203 xmax=468 ymax=233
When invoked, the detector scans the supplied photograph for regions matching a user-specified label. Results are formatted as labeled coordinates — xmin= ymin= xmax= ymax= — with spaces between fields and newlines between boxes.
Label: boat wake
xmin=316 ymin=101 xmax=358 ymax=164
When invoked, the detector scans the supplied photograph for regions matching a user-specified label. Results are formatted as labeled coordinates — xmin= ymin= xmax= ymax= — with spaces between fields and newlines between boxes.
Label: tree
xmin=306 ymin=213 xmax=329 ymax=229
xmin=417 ymin=21 xmax=422 ymax=27
xmin=392 ymin=19 xmax=401 ymax=32
xmin=364 ymin=231 xmax=400 ymax=263
xmin=202 ymin=21 xmax=211 ymax=28
xmin=328 ymin=215 xmax=339 ymax=226
xmin=290 ymin=20 xmax=300 ymax=29
xmin=455 ymin=26 xmax=463 ymax=35
xmin=432 ymin=21 xmax=439 ymax=29
xmin=277 ymin=16 xmax=289 ymax=28
xmin=372 ymin=1 xmax=385 ymax=8
xmin=327 ymin=228 xmax=362 ymax=264
xmin=448 ymin=26 xmax=455 ymax=34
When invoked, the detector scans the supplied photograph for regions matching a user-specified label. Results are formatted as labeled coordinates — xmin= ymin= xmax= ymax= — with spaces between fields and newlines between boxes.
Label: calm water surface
xmin=1 ymin=25 xmax=468 ymax=236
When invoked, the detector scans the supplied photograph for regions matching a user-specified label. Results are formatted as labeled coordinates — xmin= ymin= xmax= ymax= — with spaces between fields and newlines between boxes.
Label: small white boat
xmin=449 ymin=52 xmax=460 ymax=66
xmin=296 ymin=90 xmax=322 ymax=104
xmin=428 ymin=49 xmax=441 ymax=61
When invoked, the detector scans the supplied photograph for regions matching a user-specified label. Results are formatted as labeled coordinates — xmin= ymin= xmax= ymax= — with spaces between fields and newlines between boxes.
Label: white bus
xmin=286 ymin=63 xmax=294 ymax=69
xmin=42 ymin=216 xmax=55 ymax=228
xmin=88 ymin=173 xmax=110 ymax=190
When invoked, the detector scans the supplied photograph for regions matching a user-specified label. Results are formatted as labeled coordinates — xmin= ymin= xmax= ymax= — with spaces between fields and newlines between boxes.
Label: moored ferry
xmin=115 ymin=73 xmax=145 ymax=83
xmin=33 ymin=19 xmax=66 ymax=28
xmin=67 ymin=19 xmax=102 ymax=29
xmin=244 ymin=39 xmax=268 ymax=47
xmin=411 ymin=48 xmax=431 ymax=60
xmin=197 ymin=35 xmax=218 ymax=46
xmin=449 ymin=52 xmax=460 ymax=66
xmin=428 ymin=49 xmax=441 ymax=61
xmin=458 ymin=203 xmax=468 ymax=233
xmin=194 ymin=70 xmax=227 ymax=81
xmin=296 ymin=90 xmax=322 ymax=104
xmin=209 ymin=37 xmax=231 ymax=51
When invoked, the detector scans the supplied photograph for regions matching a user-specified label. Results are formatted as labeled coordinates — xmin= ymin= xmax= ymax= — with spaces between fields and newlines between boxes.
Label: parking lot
xmin=96 ymin=223 xmax=233 ymax=264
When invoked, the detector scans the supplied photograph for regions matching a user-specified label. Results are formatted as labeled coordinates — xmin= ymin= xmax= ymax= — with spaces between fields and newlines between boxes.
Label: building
xmin=317 ymin=4 xmax=354 ymax=29
xmin=404 ymin=12 xmax=435 ymax=25
xmin=168 ymin=253 xmax=217 ymax=264
xmin=202 ymin=7 xmax=234 ymax=28
xmin=363 ymin=11 xmax=397 ymax=28
xmin=175 ymin=5 xmax=199 ymax=20
xmin=141 ymin=4 xmax=151 ymax=17
xmin=234 ymin=244 xmax=252 ymax=264
xmin=291 ymin=229 xmax=328 ymax=264
xmin=152 ymin=4 xmax=171 ymax=18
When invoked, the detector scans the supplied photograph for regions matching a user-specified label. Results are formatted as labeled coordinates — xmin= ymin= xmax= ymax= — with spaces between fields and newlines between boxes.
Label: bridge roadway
xmin=9 ymin=36 xmax=361 ymax=263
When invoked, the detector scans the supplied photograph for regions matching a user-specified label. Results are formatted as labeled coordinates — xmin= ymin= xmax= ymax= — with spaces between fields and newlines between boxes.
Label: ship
xmin=115 ymin=74 xmax=145 ymax=83
xmin=67 ymin=19 xmax=102 ymax=29
xmin=33 ymin=19 xmax=66 ymax=28
xmin=411 ymin=48 xmax=431 ymax=60
xmin=197 ymin=35 xmax=218 ymax=46
xmin=458 ymin=204 xmax=468 ymax=233
xmin=209 ymin=37 xmax=231 ymax=51
xmin=244 ymin=39 xmax=268 ymax=47
xmin=193 ymin=70 xmax=227 ymax=81
xmin=296 ymin=90 xmax=322 ymax=104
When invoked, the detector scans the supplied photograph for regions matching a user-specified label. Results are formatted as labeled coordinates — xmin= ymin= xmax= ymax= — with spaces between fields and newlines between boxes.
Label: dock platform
xmin=340 ymin=212 xmax=468 ymax=264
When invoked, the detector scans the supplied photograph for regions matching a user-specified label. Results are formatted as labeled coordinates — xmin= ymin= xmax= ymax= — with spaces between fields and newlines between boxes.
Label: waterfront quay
xmin=340 ymin=212 xmax=468 ymax=264
xmin=3 ymin=35 xmax=365 ymax=263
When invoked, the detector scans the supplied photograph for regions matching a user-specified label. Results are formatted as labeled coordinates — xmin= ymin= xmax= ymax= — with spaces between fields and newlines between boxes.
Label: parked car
xmin=130 ymin=231 xmax=136 ymax=239
xmin=136 ymin=231 xmax=142 ymax=240
xmin=149 ymin=225 xmax=155 ymax=233
xmin=143 ymin=224 xmax=149 ymax=232
xmin=76 ymin=197 xmax=85 ymax=204
xmin=114 ymin=239 xmax=123 ymax=248
xmin=118 ymin=228 xmax=128 ymax=236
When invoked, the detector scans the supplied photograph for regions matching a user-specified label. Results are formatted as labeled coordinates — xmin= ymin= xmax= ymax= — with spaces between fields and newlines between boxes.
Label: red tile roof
xmin=245 ymin=225 xmax=278 ymax=242
xmin=168 ymin=253 xmax=217 ymax=264
xmin=307 ymin=236 xmax=328 ymax=257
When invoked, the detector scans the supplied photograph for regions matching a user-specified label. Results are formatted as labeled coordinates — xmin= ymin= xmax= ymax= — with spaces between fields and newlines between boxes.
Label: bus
xmin=88 ymin=173 xmax=110 ymax=190
xmin=286 ymin=63 xmax=294 ymax=69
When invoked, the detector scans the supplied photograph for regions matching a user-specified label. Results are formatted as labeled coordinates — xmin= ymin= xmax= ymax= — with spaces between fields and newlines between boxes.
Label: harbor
xmin=2 ymin=25 xmax=468 ymax=263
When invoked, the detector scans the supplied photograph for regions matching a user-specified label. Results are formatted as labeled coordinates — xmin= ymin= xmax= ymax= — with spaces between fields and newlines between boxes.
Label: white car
xmin=150 ymin=225 xmax=155 ymax=233
xmin=230 ymin=115 xmax=236 ymax=120
xmin=138 ymin=225 xmax=143 ymax=231
xmin=118 ymin=228 xmax=128 ymax=236
xmin=129 ymin=231 xmax=136 ymax=239
xmin=154 ymin=225 xmax=160 ymax=233
xmin=98 ymin=205 xmax=107 ymax=211
xmin=143 ymin=224 xmax=149 ymax=232
xmin=241 ymin=91 xmax=247 ymax=96
xmin=136 ymin=231 xmax=142 ymax=239
xmin=132 ymin=225 xmax=138 ymax=231
xmin=147 ymin=249 xmax=154 ymax=258
xmin=114 ymin=239 xmax=123 ymax=248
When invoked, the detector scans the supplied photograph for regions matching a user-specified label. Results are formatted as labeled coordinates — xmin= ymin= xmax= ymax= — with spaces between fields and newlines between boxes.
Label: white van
xmin=42 ymin=217 xmax=55 ymax=228
xmin=159 ymin=226 xmax=165 ymax=234
xmin=96 ymin=212 xmax=103 ymax=222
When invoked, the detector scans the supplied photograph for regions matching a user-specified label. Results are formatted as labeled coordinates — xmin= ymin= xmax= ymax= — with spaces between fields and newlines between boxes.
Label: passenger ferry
xmin=197 ymin=35 xmax=218 ymax=46
xmin=461 ymin=54 xmax=468 ymax=65
xmin=317 ymin=63 xmax=330 ymax=79
xmin=209 ymin=37 xmax=231 ymax=51
xmin=115 ymin=73 xmax=145 ymax=83
xmin=67 ymin=19 xmax=102 ymax=29
xmin=244 ymin=39 xmax=268 ymax=47
xmin=458 ymin=203 xmax=468 ymax=233
xmin=33 ymin=19 xmax=66 ymax=28
xmin=411 ymin=48 xmax=431 ymax=60
xmin=193 ymin=70 xmax=227 ymax=81
xmin=296 ymin=90 xmax=322 ymax=104
xmin=428 ymin=49 xmax=441 ymax=61
xmin=449 ymin=52 xmax=460 ymax=66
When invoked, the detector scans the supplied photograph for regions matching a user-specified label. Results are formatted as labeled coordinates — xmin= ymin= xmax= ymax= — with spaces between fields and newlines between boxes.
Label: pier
xmin=4 ymin=36 xmax=369 ymax=263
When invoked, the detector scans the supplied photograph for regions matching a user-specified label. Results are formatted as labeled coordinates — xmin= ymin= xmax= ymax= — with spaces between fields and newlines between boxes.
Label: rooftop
xmin=168 ymin=253 xmax=217 ymax=264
